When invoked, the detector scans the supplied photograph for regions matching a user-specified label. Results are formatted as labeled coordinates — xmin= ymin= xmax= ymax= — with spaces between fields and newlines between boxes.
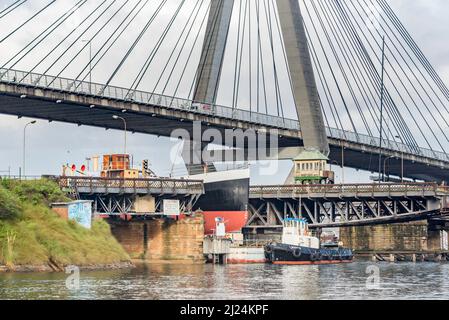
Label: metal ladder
xmin=67 ymin=180 xmax=80 ymax=200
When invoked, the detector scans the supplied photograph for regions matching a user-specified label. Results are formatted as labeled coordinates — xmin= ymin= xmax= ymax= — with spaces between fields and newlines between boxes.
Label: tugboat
xmin=264 ymin=218 xmax=353 ymax=265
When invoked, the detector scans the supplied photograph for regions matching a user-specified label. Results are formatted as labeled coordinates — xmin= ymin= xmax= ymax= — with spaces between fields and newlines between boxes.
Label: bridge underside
xmin=0 ymin=84 xmax=448 ymax=182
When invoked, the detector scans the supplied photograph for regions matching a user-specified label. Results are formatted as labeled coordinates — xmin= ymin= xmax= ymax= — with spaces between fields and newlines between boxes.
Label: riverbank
xmin=0 ymin=261 xmax=134 ymax=273
xmin=0 ymin=179 xmax=132 ymax=272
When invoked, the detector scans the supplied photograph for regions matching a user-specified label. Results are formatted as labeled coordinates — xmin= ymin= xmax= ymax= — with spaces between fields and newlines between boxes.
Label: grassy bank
xmin=0 ymin=179 xmax=130 ymax=270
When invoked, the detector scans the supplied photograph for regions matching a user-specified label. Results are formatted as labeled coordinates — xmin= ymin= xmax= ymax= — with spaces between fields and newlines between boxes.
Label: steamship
xmin=185 ymin=165 xmax=250 ymax=235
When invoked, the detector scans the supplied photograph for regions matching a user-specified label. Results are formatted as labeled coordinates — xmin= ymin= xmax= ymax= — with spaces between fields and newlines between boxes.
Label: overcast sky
xmin=0 ymin=0 xmax=448 ymax=184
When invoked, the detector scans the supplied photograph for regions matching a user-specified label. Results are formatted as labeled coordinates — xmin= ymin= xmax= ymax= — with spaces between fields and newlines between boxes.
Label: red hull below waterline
xmin=203 ymin=211 xmax=248 ymax=235
xmin=226 ymin=259 xmax=267 ymax=264
xmin=272 ymin=260 xmax=353 ymax=265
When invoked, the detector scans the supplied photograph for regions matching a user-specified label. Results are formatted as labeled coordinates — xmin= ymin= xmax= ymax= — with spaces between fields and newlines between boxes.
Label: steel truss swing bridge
xmin=1 ymin=0 xmax=449 ymax=227
xmin=0 ymin=0 xmax=448 ymax=182
xmin=247 ymin=183 xmax=449 ymax=229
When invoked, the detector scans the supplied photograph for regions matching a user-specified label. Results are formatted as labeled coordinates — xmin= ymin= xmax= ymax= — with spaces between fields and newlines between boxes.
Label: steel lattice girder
xmin=247 ymin=197 xmax=442 ymax=228
xmin=82 ymin=194 xmax=201 ymax=216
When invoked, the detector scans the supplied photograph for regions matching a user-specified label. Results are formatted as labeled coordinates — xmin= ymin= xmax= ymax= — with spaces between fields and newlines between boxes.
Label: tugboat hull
xmin=265 ymin=243 xmax=353 ymax=265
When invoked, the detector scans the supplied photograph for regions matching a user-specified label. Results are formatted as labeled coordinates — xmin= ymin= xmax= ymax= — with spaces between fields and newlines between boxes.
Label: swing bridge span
xmin=53 ymin=175 xmax=449 ymax=228
xmin=1 ymin=0 xmax=449 ymax=228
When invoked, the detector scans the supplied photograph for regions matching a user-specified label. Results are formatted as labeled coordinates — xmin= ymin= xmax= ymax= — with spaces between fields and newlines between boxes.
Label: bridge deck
xmin=57 ymin=176 xmax=204 ymax=196
xmin=249 ymin=183 xmax=443 ymax=200
xmin=1 ymin=68 xmax=448 ymax=182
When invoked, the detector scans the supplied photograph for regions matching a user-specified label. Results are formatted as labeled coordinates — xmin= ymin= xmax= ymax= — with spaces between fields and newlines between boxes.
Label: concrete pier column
xmin=276 ymin=0 xmax=329 ymax=155
xmin=193 ymin=0 xmax=235 ymax=105
xmin=181 ymin=140 xmax=217 ymax=175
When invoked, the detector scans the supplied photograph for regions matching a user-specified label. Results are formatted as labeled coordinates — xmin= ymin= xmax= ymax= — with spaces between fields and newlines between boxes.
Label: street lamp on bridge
xmin=82 ymin=39 xmax=92 ymax=94
xmin=395 ymin=135 xmax=405 ymax=183
xmin=112 ymin=115 xmax=127 ymax=156
xmin=22 ymin=120 xmax=36 ymax=178
xmin=383 ymin=156 xmax=395 ymax=182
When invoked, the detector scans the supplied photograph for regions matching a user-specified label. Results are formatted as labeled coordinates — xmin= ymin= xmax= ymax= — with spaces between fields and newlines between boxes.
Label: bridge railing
xmin=0 ymin=68 xmax=299 ymax=130
xmin=1 ymin=68 xmax=447 ymax=162
xmin=249 ymin=182 xmax=438 ymax=197
xmin=57 ymin=176 xmax=204 ymax=194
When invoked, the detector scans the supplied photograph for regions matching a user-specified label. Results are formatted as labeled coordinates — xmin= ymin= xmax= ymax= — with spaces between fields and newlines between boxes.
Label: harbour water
xmin=1 ymin=262 xmax=449 ymax=300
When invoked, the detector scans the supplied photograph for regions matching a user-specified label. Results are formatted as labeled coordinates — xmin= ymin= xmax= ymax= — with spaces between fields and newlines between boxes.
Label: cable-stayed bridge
xmin=0 ymin=0 xmax=448 ymax=182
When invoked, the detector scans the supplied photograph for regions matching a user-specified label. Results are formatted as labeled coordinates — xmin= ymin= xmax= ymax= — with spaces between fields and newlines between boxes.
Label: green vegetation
xmin=0 ymin=179 xmax=130 ymax=268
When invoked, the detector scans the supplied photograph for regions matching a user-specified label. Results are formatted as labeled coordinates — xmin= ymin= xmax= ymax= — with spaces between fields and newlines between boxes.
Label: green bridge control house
xmin=293 ymin=149 xmax=335 ymax=185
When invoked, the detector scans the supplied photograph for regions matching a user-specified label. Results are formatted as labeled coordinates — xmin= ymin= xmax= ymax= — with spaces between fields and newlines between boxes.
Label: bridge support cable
xmin=255 ymin=0 xmax=269 ymax=115
xmin=0 ymin=0 xmax=87 ymax=72
xmin=365 ymin=0 xmax=449 ymax=121
xmin=157 ymin=0 xmax=205 ymax=97
xmin=308 ymin=0 xmax=373 ymax=138
xmin=233 ymin=0 xmax=249 ymax=112
xmin=304 ymin=10 xmax=346 ymax=137
xmin=336 ymin=0 xmax=448 ymax=157
xmin=320 ymin=0 xmax=414 ymax=151
xmin=349 ymin=0 xmax=449 ymax=147
xmin=193 ymin=0 xmax=234 ymax=106
xmin=76 ymin=0 xmax=151 ymax=87
xmin=329 ymin=0 xmax=436 ymax=154
xmin=19 ymin=1 xmax=107 ymax=83
xmin=323 ymin=0 xmax=416 ymax=151
xmin=0 ymin=0 xmax=56 ymax=44
xmin=38 ymin=0 xmax=116 ymax=82
xmin=48 ymin=0 xmax=132 ymax=88
xmin=172 ymin=1 xmax=212 ymax=101
xmin=301 ymin=0 xmax=359 ymax=141
xmin=326 ymin=0 xmax=420 ymax=153
xmin=317 ymin=0 xmax=394 ymax=142
xmin=264 ymin=0 xmax=284 ymax=119
xmin=0 ymin=0 xmax=27 ymax=20
xmin=187 ymin=0 xmax=227 ymax=102
xmin=72 ymin=0 xmax=147 ymax=88
xmin=248 ymin=0 xmax=252 ymax=115
xmin=126 ymin=0 xmax=187 ymax=98
xmin=102 ymin=0 xmax=169 ymax=93
xmin=377 ymin=0 xmax=449 ymax=106
xmin=231 ymin=0 xmax=244 ymax=111
xmin=309 ymin=0 xmax=411 ymax=149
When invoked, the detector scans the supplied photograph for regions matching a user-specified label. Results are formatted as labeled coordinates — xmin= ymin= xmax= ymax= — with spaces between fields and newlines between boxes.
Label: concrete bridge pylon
xmin=194 ymin=0 xmax=330 ymax=156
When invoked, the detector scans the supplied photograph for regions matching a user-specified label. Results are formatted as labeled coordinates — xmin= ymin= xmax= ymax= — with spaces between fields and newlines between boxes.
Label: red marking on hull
xmin=272 ymin=260 xmax=353 ymax=265
xmin=226 ymin=259 xmax=267 ymax=264
xmin=203 ymin=211 xmax=248 ymax=235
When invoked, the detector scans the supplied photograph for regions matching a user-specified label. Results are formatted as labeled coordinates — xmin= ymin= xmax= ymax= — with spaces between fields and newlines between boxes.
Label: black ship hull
xmin=193 ymin=177 xmax=249 ymax=212
xmin=189 ymin=169 xmax=250 ymax=234
xmin=265 ymin=243 xmax=353 ymax=265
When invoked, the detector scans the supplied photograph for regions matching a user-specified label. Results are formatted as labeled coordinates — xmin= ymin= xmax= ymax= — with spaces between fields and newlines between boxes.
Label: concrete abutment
xmin=109 ymin=215 xmax=205 ymax=263
xmin=340 ymin=221 xmax=449 ymax=259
